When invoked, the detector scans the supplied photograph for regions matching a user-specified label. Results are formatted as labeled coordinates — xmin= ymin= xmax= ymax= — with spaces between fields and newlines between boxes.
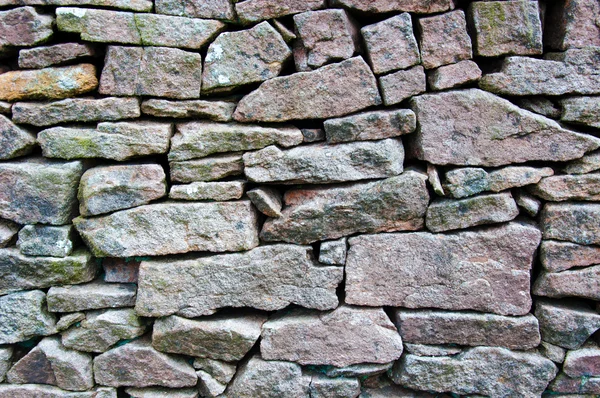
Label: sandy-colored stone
xmin=17 ymin=224 xmax=75 ymax=257
xmin=418 ymin=10 xmax=472 ymax=69
xmin=534 ymin=265 xmax=600 ymax=300
xmin=0 ymin=290 xmax=56 ymax=344
xmin=324 ymin=109 xmax=415 ymax=143
xmin=170 ymin=153 xmax=243 ymax=183
xmin=169 ymin=181 xmax=245 ymax=201
xmin=535 ymin=299 xmax=600 ymax=350
xmin=247 ymin=187 xmax=282 ymax=218
xmin=18 ymin=43 xmax=96 ymax=69
xmin=235 ymin=0 xmax=325 ymax=23
xmin=141 ymin=99 xmax=235 ymax=121
xmin=531 ymin=173 xmax=600 ymax=201
xmin=379 ymin=66 xmax=426 ymax=105
xmin=541 ymin=203 xmax=600 ymax=245
xmin=428 ymin=60 xmax=482 ymax=91
xmin=0 ymin=7 xmax=53 ymax=47
xmin=540 ymin=240 xmax=600 ymax=273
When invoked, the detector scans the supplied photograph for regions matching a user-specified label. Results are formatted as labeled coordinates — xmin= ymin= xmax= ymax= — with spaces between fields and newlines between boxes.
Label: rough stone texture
xmin=541 ymin=203 xmax=600 ymax=245
xmin=0 ymin=219 xmax=19 ymax=248
xmin=0 ymin=347 xmax=11 ymax=383
xmin=330 ymin=0 xmax=454 ymax=14
xmin=222 ymin=355 xmax=311 ymax=398
xmin=0 ymin=385 xmax=116 ymax=398
xmin=57 ymin=9 xmax=140 ymax=44
xmin=141 ymin=99 xmax=235 ymax=121
xmin=261 ymin=305 xmax=403 ymax=367
xmin=393 ymin=309 xmax=540 ymax=349
xmin=18 ymin=43 xmax=95 ymax=69
xmin=261 ymin=171 xmax=429 ymax=244
xmin=425 ymin=192 xmax=519 ymax=232
xmin=391 ymin=347 xmax=557 ymax=397
xmin=244 ymin=139 xmax=403 ymax=184
xmin=310 ymin=376 xmax=361 ymax=398
xmin=0 ymin=7 xmax=53 ymax=48
xmin=404 ymin=344 xmax=462 ymax=357
xmin=135 ymin=14 xmax=225 ymax=49
xmin=38 ymin=122 xmax=173 ymax=161
xmin=540 ymin=240 xmax=600 ymax=273
xmin=379 ymin=66 xmax=426 ymax=105
xmin=428 ymin=60 xmax=482 ymax=91
xmin=0 ymin=64 xmax=98 ymax=102
xmin=0 ymin=290 xmax=56 ymax=344
xmin=155 ymin=0 xmax=234 ymax=20
xmin=323 ymin=109 xmax=416 ymax=143
xmin=0 ymin=248 xmax=97 ymax=295
xmin=488 ymin=166 xmax=554 ymax=192
xmin=13 ymin=97 xmax=140 ymax=126
xmin=126 ymin=388 xmax=199 ymax=398
xmin=203 ymin=22 xmax=290 ymax=93
xmin=293 ymin=9 xmax=358 ymax=69
xmin=99 ymin=46 xmax=202 ymax=99
xmin=235 ymin=0 xmax=326 ymax=24
xmin=530 ymin=173 xmax=600 ymax=201
xmin=169 ymin=122 xmax=302 ymax=161
xmin=563 ymin=345 xmax=600 ymax=377
xmin=517 ymin=96 xmax=561 ymax=118
xmin=103 ymin=258 xmax=139 ymax=283
xmin=247 ymin=187 xmax=282 ymax=218
xmin=427 ymin=164 xmax=445 ymax=196
xmin=56 ymin=312 xmax=85 ymax=332
xmin=540 ymin=341 xmax=567 ymax=363
xmin=361 ymin=13 xmax=420 ymax=75
xmin=534 ymin=265 xmax=600 ymax=300
xmin=549 ymin=372 xmax=600 ymax=394
xmin=233 ymin=57 xmax=381 ymax=122
xmin=6 ymin=336 xmax=93 ymax=391
xmin=468 ymin=0 xmax=543 ymax=57
xmin=359 ymin=384 xmax=441 ymax=397
xmin=514 ymin=190 xmax=542 ymax=216
xmin=326 ymin=363 xmax=392 ymax=378
xmin=62 ymin=308 xmax=148 ymax=352
xmin=409 ymin=89 xmax=600 ymax=166
xmin=17 ymin=224 xmax=75 ymax=257
xmin=170 ymin=154 xmax=243 ymax=183
xmin=93 ymin=338 xmax=198 ymax=388
xmin=545 ymin=0 xmax=600 ymax=50
xmin=169 ymin=181 xmax=245 ymax=201
xmin=0 ymin=114 xmax=36 ymax=160
xmin=561 ymin=96 xmax=600 ymax=128
xmin=345 ymin=222 xmax=541 ymax=315
xmin=195 ymin=358 xmax=236 ymax=398
xmin=79 ymin=164 xmax=167 ymax=216
xmin=479 ymin=48 xmax=600 ymax=96
xmin=564 ymin=150 xmax=600 ymax=174
xmin=74 ymin=201 xmax=259 ymax=257
xmin=418 ymin=10 xmax=472 ymax=69
xmin=135 ymin=244 xmax=342 ymax=317
xmin=47 ymin=282 xmax=136 ymax=312
xmin=153 ymin=313 xmax=266 ymax=361
xmin=535 ymin=299 xmax=600 ymax=349
xmin=319 ymin=238 xmax=347 ymax=265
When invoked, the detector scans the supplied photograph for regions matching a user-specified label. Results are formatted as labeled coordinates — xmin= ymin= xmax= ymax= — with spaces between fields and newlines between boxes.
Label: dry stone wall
xmin=0 ymin=0 xmax=599 ymax=396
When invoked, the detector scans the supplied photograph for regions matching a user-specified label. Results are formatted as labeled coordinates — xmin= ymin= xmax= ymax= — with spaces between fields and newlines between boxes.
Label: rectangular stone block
xmin=541 ymin=203 xmax=600 ymax=245
xmin=170 ymin=154 xmax=243 ymax=183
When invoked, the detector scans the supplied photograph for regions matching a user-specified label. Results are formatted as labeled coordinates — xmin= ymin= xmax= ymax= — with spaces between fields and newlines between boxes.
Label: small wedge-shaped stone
xmin=156 ymin=0 xmax=234 ymax=20
xmin=38 ymin=122 xmax=172 ymax=161
xmin=94 ymin=338 xmax=197 ymax=388
xmin=0 ymin=114 xmax=36 ymax=160
xmin=7 ymin=336 xmax=93 ymax=391
xmin=247 ymin=187 xmax=282 ymax=218
xmin=170 ymin=153 xmax=243 ymax=183
xmin=195 ymin=358 xmax=235 ymax=397
xmin=47 ymin=282 xmax=136 ymax=312
xmin=141 ymin=99 xmax=235 ymax=121
xmin=409 ymin=89 xmax=600 ymax=166
xmin=561 ymin=96 xmax=600 ymax=128
xmin=62 ymin=308 xmax=148 ymax=353
xmin=345 ymin=222 xmax=541 ymax=315
xmin=0 ymin=158 xmax=83 ymax=225
xmin=234 ymin=57 xmax=381 ymax=122
xmin=0 ymin=347 xmax=11 ymax=382
xmin=169 ymin=122 xmax=302 ymax=161
xmin=0 ymin=385 xmax=116 ymax=398
xmin=261 ymin=171 xmax=428 ymax=244
xmin=391 ymin=347 xmax=557 ymax=397
xmin=235 ymin=0 xmax=325 ymax=23
xmin=0 ymin=290 xmax=56 ymax=344
xmin=223 ymin=355 xmax=311 ymax=398
xmin=13 ymin=97 xmax=140 ymax=127
xmin=0 ymin=248 xmax=98 ymax=296
xmin=530 ymin=173 xmax=600 ymax=201
xmin=135 ymin=244 xmax=342 ymax=317
xmin=331 ymin=0 xmax=454 ymax=13
xmin=18 ymin=43 xmax=96 ymax=69
xmin=17 ymin=224 xmax=75 ymax=257
xmin=79 ymin=164 xmax=167 ymax=216
xmin=74 ymin=201 xmax=259 ymax=257
xmin=153 ymin=313 xmax=266 ymax=361
xmin=541 ymin=203 xmax=600 ymax=245
xmin=534 ymin=265 xmax=600 ymax=300
xmin=0 ymin=219 xmax=18 ymax=248
xmin=564 ymin=345 xmax=600 ymax=377
xmin=203 ymin=22 xmax=290 ymax=93
xmin=392 ymin=309 xmax=540 ymax=350
xmin=261 ymin=305 xmax=403 ymax=367
xmin=0 ymin=7 xmax=53 ymax=47
xmin=244 ymin=139 xmax=404 ymax=184
xmin=540 ymin=240 xmax=600 ymax=273
xmin=0 ymin=64 xmax=98 ymax=101
xmin=169 ymin=181 xmax=245 ymax=201
xmin=323 ymin=109 xmax=415 ymax=143
xmin=480 ymin=49 xmax=600 ymax=96
xmin=535 ymin=299 xmax=600 ymax=349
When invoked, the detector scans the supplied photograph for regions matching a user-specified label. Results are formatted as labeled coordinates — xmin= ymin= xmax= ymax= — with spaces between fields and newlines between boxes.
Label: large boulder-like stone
xmin=0 ymin=115 xmax=36 ymax=160
xmin=0 ymin=7 xmax=53 ymax=47
xmin=153 ymin=313 xmax=266 ymax=361
xmin=47 ymin=282 xmax=136 ymax=312
xmin=541 ymin=203 xmax=600 ymax=245
xmin=261 ymin=171 xmax=429 ymax=244
xmin=530 ymin=173 xmax=600 ymax=201
xmin=0 ymin=248 xmax=98 ymax=296
xmin=170 ymin=153 xmax=243 ymax=183
xmin=0 ymin=64 xmax=98 ymax=101
xmin=79 ymin=164 xmax=166 ymax=216
xmin=243 ymin=139 xmax=403 ymax=184
xmin=331 ymin=0 xmax=454 ymax=14
xmin=135 ymin=244 xmax=342 ymax=317
xmin=323 ymin=109 xmax=415 ymax=143
xmin=409 ymin=89 xmax=600 ymax=166
xmin=391 ymin=347 xmax=557 ymax=397
xmin=261 ymin=305 xmax=403 ymax=367
xmin=0 ymin=290 xmax=56 ymax=344
xmin=534 ymin=265 xmax=600 ymax=300
xmin=141 ymin=99 xmax=235 ymax=121
xmin=74 ymin=201 xmax=259 ymax=257
xmin=169 ymin=122 xmax=302 ymax=161
xmin=18 ymin=42 xmax=96 ymax=69
xmin=93 ymin=338 xmax=197 ymax=388
xmin=393 ymin=309 xmax=540 ymax=349
xmin=535 ymin=299 xmax=600 ymax=349
xmin=235 ymin=0 xmax=325 ymax=24
xmin=233 ymin=57 xmax=381 ymax=122
xmin=17 ymin=224 xmax=75 ymax=257
xmin=345 ymin=222 xmax=541 ymax=315
xmin=540 ymin=240 xmax=600 ymax=273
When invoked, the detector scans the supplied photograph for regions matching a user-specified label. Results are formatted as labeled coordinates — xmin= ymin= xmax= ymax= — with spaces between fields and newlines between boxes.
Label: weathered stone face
xmin=0 ymin=7 xmax=53 ymax=48
xmin=74 ymin=201 xmax=259 ymax=257
xmin=549 ymin=372 xmax=600 ymax=394
xmin=18 ymin=42 xmax=96 ymax=69
xmin=261 ymin=171 xmax=429 ymax=244
xmin=0 ymin=290 xmax=56 ymax=344
xmin=330 ymin=0 xmax=454 ymax=14
xmin=0 ymin=385 xmax=116 ymax=398
xmin=323 ymin=109 xmax=416 ymax=143
xmin=310 ymin=376 xmax=360 ymax=398
xmin=141 ymin=99 xmax=235 ymax=121
xmin=246 ymin=187 xmax=282 ymax=218
xmin=563 ymin=345 xmax=600 ymax=377
xmin=0 ymin=114 xmax=36 ymax=160
xmin=560 ymin=96 xmax=600 ymax=128
xmin=535 ymin=299 xmax=600 ymax=349
xmin=428 ymin=60 xmax=482 ymax=91
xmin=169 ymin=181 xmax=245 ymax=201
xmin=135 ymin=244 xmax=342 ymax=317
xmin=345 ymin=222 xmax=541 ymax=315
xmin=417 ymin=10 xmax=472 ymax=69
xmin=17 ymin=224 xmax=75 ymax=257
xmin=319 ymin=237 xmax=347 ymax=265
xmin=541 ymin=203 xmax=600 ymax=245
xmin=540 ymin=240 xmax=600 ymax=273
xmin=545 ymin=0 xmax=600 ymax=50
xmin=534 ymin=265 xmax=600 ymax=301
xmin=530 ymin=173 xmax=600 ymax=201
xmin=379 ymin=65 xmax=426 ymax=105
xmin=170 ymin=153 xmax=244 ymax=183
xmin=235 ymin=0 xmax=326 ymax=24
xmin=47 ymin=281 xmax=136 ymax=312
xmin=155 ymin=0 xmax=234 ymax=20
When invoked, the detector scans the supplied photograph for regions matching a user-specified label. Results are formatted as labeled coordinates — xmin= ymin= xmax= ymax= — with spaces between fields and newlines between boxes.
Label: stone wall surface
xmin=0 ymin=0 xmax=599 ymax=397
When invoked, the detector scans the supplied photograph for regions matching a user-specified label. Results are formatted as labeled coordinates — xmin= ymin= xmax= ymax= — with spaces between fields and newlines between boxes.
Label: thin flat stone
xmin=330 ymin=0 xmax=454 ymax=14
xmin=0 ymin=114 xmax=36 ymax=160
xmin=155 ymin=0 xmax=234 ymax=20
xmin=135 ymin=14 xmax=225 ymax=49
xmin=534 ymin=265 xmax=600 ymax=300
xmin=540 ymin=240 xmax=600 ymax=273
xmin=0 ymin=290 xmax=56 ymax=344
xmin=56 ymin=312 xmax=85 ymax=332
xmin=541 ymin=203 xmax=600 ymax=245
xmin=235 ymin=0 xmax=326 ymax=24
xmin=0 ymin=385 xmax=117 ymax=398
xmin=17 ymin=224 xmax=75 ymax=257
xmin=47 ymin=282 xmax=136 ymax=312
xmin=126 ymin=387 xmax=199 ymax=398
xmin=141 ymin=99 xmax=235 ymax=121
xmin=530 ymin=173 xmax=600 ymax=201
xmin=3 ymin=0 xmax=152 ymax=11
xmin=404 ymin=344 xmax=462 ymax=357
xmin=561 ymin=96 xmax=600 ymax=128
xmin=169 ymin=181 xmax=245 ymax=201
xmin=323 ymin=109 xmax=416 ymax=143
xmin=18 ymin=43 xmax=96 ymax=69
xmin=564 ymin=150 xmax=600 ymax=174
xmin=170 ymin=153 xmax=243 ymax=183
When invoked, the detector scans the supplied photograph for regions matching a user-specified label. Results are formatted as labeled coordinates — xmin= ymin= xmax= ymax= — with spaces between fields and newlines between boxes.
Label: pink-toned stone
xmin=103 ymin=258 xmax=139 ymax=283
xmin=535 ymin=299 xmax=600 ymax=350
xmin=545 ymin=0 xmax=600 ymax=50
xmin=417 ymin=10 xmax=472 ymax=69
xmin=530 ymin=173 xmax=600 ymax=201
xmin=235 ymin=0 xmax=326 ymax=23
xmin=549 ymin=373 xmax=600 ymax=394
xmin=379 ymin=65 xmax=426 ymax=105
xmin=323 ymin=109 xmax=416 ymax=143
xmin=540 ymin=240 xmax=600 ymax=273
xmin=564 ymin=345 xmax=600 ymax=377
xmin=534 ymin=265 xmax=600 ymax=300
xmin=0 ymin=7 xmax=53 ymax=48
xmin=331 ymin=0 xmax=454 ymax=14
xmin=428 ymin=60 xmax=482 ymax=91
xmin=541 ymin=203 xmax=600 ymax=245
xmin=18 ymin=43 xmax=96 ymax=69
